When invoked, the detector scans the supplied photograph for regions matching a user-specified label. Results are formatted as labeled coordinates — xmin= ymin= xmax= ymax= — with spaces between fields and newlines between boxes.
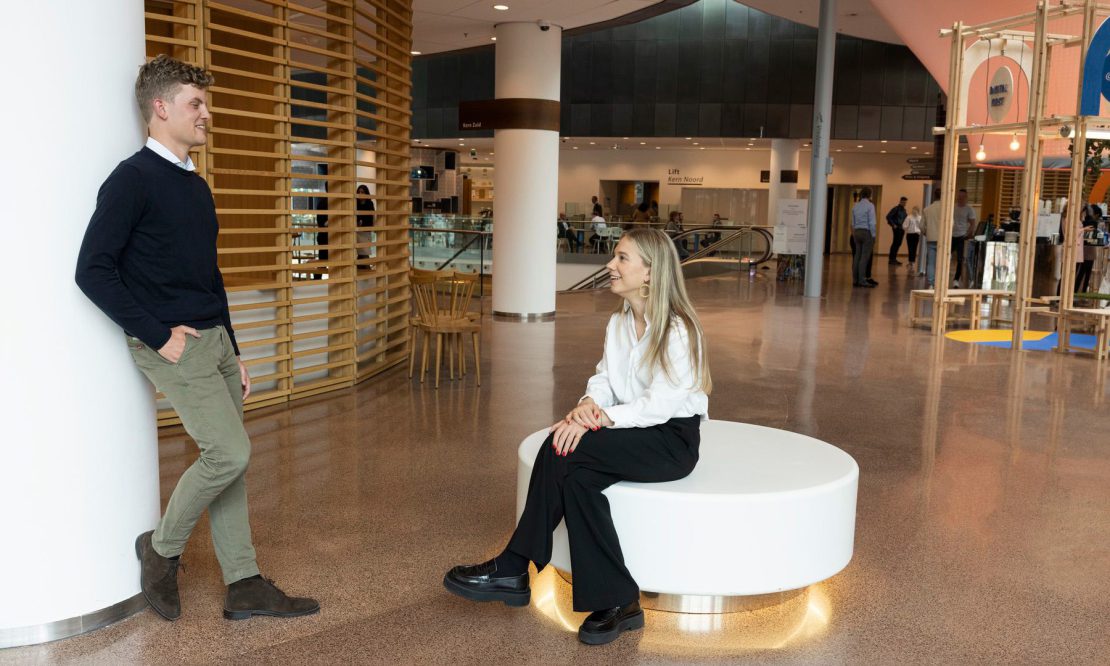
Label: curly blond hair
xmin=135 ymin=54 xmax=214 ymax=124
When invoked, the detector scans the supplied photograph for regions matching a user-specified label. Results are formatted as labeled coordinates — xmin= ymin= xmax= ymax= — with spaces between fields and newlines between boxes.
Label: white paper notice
xmin=774 ymin=199 xmax=809 ymax=255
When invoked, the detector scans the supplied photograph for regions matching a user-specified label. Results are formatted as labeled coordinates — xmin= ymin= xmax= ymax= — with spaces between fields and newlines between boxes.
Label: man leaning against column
xmin=75 ymin=55 xmax=318 ymax=622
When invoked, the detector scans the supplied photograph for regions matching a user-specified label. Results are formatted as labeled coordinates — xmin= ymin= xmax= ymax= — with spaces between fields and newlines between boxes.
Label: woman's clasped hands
xmin=549 ymin=398 xmax=611 ymax=457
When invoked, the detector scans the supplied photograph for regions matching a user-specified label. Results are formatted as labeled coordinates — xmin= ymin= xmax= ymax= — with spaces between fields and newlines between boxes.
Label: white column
xmin=492 ymin=21 xmax=561 ymax=317
xmin=0 ymin=0 xmax=159 ymax=646
xmin=767 ymin=139 xmax=801 ymax=227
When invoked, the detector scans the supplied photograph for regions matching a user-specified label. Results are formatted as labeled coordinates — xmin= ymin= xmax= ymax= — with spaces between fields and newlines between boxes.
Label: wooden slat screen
xmin=144 ymin=0 xmax=412 ymax=425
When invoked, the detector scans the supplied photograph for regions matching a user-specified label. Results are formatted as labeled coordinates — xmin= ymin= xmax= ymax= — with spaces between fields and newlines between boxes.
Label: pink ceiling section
xmin=871 ymin=0 xmax=1089 ymax=160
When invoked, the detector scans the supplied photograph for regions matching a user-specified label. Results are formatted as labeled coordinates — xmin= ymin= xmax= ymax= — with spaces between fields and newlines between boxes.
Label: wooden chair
xmin=409 ymin=269 xmax=482 ymax=388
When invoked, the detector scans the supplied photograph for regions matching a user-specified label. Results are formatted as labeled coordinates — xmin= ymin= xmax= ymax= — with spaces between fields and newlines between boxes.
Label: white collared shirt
xmin=145 ymin=136 xmax=195 ymax=171
xmin=583 ymin=308 xmax=709 ymax=429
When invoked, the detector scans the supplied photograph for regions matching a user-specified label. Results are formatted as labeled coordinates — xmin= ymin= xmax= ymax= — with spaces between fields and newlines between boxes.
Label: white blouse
xmin=582 ymin=309 xmax=709 ymax=429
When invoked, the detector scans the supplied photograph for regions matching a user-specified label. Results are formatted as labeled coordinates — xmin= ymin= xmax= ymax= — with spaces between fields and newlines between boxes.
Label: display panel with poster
xmin=773 ymin=199 xmax=809 ymax=255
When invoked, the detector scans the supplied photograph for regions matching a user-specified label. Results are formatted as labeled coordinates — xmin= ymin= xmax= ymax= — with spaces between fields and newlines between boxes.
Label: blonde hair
xmin=615 ymin=228 xmax=712 ymax=394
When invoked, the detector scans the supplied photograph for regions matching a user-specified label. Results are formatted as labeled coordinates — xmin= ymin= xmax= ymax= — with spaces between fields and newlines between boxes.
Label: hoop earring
xmin=638 ymin=283 xmax=650 ymax=299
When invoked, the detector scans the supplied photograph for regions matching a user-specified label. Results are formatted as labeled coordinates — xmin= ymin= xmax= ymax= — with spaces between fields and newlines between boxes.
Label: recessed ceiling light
xmin=911 ymin=146 xmax=917 ymax=150
xmin=803 ymin=143 xmax=810 ymax=147
xmin=655 ymin=146 xmax=661 ymax=149
xmin=747 ymin=142 xmax=754 ymax=146
xmin=493 ymin=4 xmax=509 ymax=10
xmin=745 ymin=147 xmax=751 ymax=150
xmin=640 ymin=141 xmax=646 ymax=145
xmin=623 ymin=137 xmax=629 ymax=140
xmin=856 ymin=145 xmax=863 ymax=148
xmin=880 ymin=150 xmax=887 ymax=153
xmin=589 ymin=141 xmax=596 ymax=145
xmin=880 ymin=140 xmax=888 ymax=144
xmin=699 ymin=147 xmax=705 ymax=150
xmin=835 ymin=148 xmax=842 ymax=152
xmin=490 ymin=37 xmax=497 ymax=41
xmin=411 ymin=50 xmax=421 ymax=55
xmin=572 ymin=146 xmax=578 ymax=149
xmin=684 ymin=137 xmax=692 ymax=140
xmin=925 ymin=151 xmax=931 ymax=155
xmin=692 ymin=142 xmax=699 ymax=145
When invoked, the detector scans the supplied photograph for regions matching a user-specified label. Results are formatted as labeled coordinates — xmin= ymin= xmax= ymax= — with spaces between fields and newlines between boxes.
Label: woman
xmin=444 ymin=228 xmax=711 ymax=646
xmin=903 ymin=205 xmax=923 ymax=275
xmin=631 ymin=201 xmax=652 ymax=227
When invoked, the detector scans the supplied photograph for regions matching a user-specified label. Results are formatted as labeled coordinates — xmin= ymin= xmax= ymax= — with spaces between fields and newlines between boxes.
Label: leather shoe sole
xmin=223 ymin=603 xmax=320 ymax=621
xmin=134 ymin=532 xmax=180 ymax=621
xmin=442 ymin=573 xmax=530 ymax=607
xmin=578 ymin=609 xmax=645 ymax=645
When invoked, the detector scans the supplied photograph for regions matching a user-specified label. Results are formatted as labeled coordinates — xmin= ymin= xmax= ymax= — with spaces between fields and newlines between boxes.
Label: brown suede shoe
xmin=134 ymin=530 xmax=181 ymax=621
xmin=223 ymin=576 xmax=320 ymax=620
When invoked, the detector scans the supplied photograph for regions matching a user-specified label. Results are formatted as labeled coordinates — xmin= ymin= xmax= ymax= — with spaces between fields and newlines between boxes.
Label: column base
xmin=554 ymin=569 xmax=805 ymax=614
xmin=492 ymin=311 xmax=556 ymax=321
xmin=0 ymin=593 xmax=146 ymax=649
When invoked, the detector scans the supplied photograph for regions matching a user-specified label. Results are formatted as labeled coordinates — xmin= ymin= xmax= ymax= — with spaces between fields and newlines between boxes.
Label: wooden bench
xmin=911 ymin=289 xmax=1028 ymax=330
xmin=1061 ymin=307 xmax=1110 ymax=360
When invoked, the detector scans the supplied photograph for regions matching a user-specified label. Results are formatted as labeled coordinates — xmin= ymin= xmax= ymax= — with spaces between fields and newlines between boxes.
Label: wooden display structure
xmin=145 ymin=0 xmax=414 ymax=425
xmin=933 ymin=0 xmax=1110 ymax=352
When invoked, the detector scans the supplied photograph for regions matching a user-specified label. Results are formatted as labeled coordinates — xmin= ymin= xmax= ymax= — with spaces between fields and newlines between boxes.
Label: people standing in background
xmin=851 ymin=188 xmax=878 ymax=288
xmin=665 ymin=211 xmax=688 ymax=259
xmin=886 ymin=196 xmax=908 ymax=266
xmin=903 ymin=205 xmax=923 ymax=275
xmin=951 ymin=188 xmax=977 ymax=288
xmin=921 ymin=189 xmax=943 ymax=288
xmin=1076 ymin=203 xmax=1099 ymax=292
xmin=591 ymin=195 xmax=601 ymax=216
xmin=559 ymin=213 xmax=581 ymax=253
xmin=631 ymin=202 xmax=652 ymax=227
xmin=649 ymin=200 xmax=659 ymax=220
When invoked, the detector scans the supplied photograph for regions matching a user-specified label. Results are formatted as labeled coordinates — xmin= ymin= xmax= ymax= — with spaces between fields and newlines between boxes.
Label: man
xmin=851 ymin=188 xmax=878 ymax=288
xmin=558 ymin=212 xmax=580 ymax=252
xmin=951 ymin=188 xmax=977 ymax=288
xmin=75 ymin=55 xmax=318 ymax=622
xmin=886 ymin=196 xmax=908 ymax=265
xmin=921 ymin=188 xmax=944 ymax=287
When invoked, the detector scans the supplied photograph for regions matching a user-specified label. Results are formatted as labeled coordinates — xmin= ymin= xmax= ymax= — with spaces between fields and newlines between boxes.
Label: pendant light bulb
xmin=1009 ymin=134 xmax=1020 ymax=151
xmin=975 ymin=144 xmax=987 ymax=161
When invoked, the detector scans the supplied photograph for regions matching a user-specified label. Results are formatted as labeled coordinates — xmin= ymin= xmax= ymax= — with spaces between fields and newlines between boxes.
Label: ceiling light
xmin=655 ymin=146 xmax=661 ymax=150
xmin=589 ymin=141 xmax=595 ymax=145
xmin=411 ymin=50 xmax=421 ymax=55
xmin=880 ymin=140 xmax=888 ymax=144
xmin=803 ymin=143 xmax=810 ymax=147
xmin=692 ymin=142 xmax=699 ymax=145
xmin=745 ymin=147 xmax=751 ymax=151
xmin=975 ymin=144 xmax=987 ymax=161
xmin=856 ymin=145 xmax=863 ymax=148
xmin=924 ymin=152 xmax=931 ymax=155
xmin=699 ymin=147 xmax=705 ymax=150
xmin=911 ymin=146 xmax=917 ymax=150
xmin=747 ymin=143 xmax=754 ymax=146
xmin=490 ymin=37 xmax=497 ymax=41
xmin=1010 ymin=134 xmax=1021 ymax=151
xmin=835 ymin=148 xmax=842 ymax=152
xmin=493 ymin=4 xmax=509 ymax=10
xmin=880 ymin=150 xmax=887 ymax=153
xmin=684 ymin=137 xmax=692 ymax=140
xmin=623 ymin=137 xmax=629 ymax=140
xmin=572 ymin=146 xmax=578 ymax=149
xmin=640 ymin=141 xmax=646 ymax=145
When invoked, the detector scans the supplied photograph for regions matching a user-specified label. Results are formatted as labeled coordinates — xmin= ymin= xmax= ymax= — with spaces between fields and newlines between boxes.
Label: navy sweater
xmin=76 ymin=147 xmax=239 ymax=355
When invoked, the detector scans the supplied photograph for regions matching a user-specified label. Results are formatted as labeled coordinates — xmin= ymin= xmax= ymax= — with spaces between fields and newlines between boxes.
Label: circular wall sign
xmin=988 ymin=65 xmax=1014 ymax=123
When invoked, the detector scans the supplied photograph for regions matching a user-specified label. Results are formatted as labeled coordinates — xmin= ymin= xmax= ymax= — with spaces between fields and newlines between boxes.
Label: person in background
xmin=649 ymin=200 xmax=659 ymax=221
xmin=559 ymin=212 xmax=581 ymax=253
xmin=851 ymin=188 xmax=878 ymax=288
xmin=1076 ymin=203 xmax=1099 ymax=292
xmin=920 ymin=189 xmax=943 ymax=288
xmin=590 ymin=208 xmax=608 ymax=251
xmin=356 ymin=184 xmax=375 ymax=262
xmin=951 ymin=188 xmax=977 ymax=288
xmin=631 ymin=202 xmax=652 ymax=227
xmin=886 ymin=196 xmax=908 ymax=266
xmin=665 ymin=211 xmax=689 ymax=259
xmin=903 ymin=205 xmax=923 ymax=275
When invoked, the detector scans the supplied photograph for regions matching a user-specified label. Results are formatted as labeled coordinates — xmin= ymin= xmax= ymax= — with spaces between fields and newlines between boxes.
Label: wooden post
xmin=932 ymin=22 xmax=965 ymax=334
xmin=1012 ymin=0 xmax=1050 ymax=350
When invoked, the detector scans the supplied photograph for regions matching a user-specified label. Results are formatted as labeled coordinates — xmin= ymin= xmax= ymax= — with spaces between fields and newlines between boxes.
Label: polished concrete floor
xmin=6 ymin=256 xmax=1109 ymax=664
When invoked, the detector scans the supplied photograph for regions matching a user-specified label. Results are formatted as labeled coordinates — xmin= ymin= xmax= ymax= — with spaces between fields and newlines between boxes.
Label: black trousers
xmin=888 ymin=227 xmax=905 ymax=263
xmin=905 ymin=233 xmax=921 ymax=264
xmin=507 ymin=416 xmax=701 ymax=612
xmin=1076 ymin=260 xmax=1094 ymax=292
xmin=952 ymin=236 xmax=966 ymax=282
xmin=849 ymin=233 xmax=873 ymax=279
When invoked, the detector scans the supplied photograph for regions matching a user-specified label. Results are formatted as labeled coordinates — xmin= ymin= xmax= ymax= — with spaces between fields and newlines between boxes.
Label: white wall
xmin=559 ymin=149 xmax=928 ymax=254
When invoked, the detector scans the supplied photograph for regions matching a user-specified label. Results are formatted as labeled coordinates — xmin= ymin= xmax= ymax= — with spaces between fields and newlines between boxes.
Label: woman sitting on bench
xmin=443 ymin=228 xmax=712 ymax=646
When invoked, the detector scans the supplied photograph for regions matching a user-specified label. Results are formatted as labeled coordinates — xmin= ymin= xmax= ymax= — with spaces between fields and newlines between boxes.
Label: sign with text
xmin=988 ymin=65 xmax=1014 ymax=123
xmin=458 ymin=98 xmax=560 ymax=131
xmin=666 ymin=168 xmax=704 ymax=186
xmin=773 ymin=199 xmax=809 ymax=255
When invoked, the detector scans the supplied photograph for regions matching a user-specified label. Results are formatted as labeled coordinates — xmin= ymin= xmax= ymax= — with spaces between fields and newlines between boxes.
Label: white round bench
xmin=516 ymin=420 xmax=859 ymax=611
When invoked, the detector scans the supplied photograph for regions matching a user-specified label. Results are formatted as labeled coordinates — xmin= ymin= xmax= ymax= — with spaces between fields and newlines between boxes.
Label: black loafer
xmin=443 ymin=559 xmax=530 ymax=607
xmin=578 ymin=600 xmax=645 ymax=645
xmin=135 ymin=531 xmax=181 ymax=621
